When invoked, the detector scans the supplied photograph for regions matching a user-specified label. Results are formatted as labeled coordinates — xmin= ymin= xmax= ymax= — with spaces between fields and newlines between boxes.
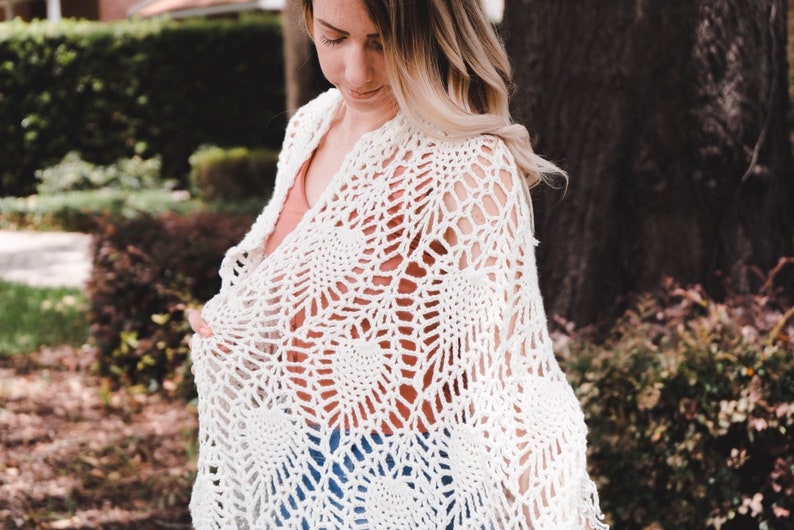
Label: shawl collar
xmin=219 ymin=89 xmax=408 ymax=287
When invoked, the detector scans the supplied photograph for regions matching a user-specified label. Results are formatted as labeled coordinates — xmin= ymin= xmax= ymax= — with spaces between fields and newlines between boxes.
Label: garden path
xmin=0 ymin=230 xmax=92 ymax=288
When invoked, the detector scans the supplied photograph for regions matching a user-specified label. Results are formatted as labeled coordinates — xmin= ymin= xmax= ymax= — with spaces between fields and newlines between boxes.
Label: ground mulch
xmin=0 ymin=346 xmax=196 ymax=529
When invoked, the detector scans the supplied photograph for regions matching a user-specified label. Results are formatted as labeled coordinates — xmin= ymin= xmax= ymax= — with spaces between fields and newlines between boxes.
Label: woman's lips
xmin=346 ymin=86 xmax=383 ymax=100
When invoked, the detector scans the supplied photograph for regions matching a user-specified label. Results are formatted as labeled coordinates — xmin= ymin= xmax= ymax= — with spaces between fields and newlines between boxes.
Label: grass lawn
xmin=0 ymin=280 xmax=89 ymax=356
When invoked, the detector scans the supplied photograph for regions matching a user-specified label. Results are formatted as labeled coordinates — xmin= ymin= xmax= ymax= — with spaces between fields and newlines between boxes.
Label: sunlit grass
xmin=0 ymin=280 xmax=89 ymax=356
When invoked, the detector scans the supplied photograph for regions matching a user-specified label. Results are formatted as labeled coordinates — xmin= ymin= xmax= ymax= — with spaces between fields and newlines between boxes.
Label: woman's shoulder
xmin=410 ymin=127 xmax=513 ymax=166
xmin=415 ymin=130 xmax=531 ymax=219
xmin=285 ymin=89 xmax=342 ymax=136
xmin=414 ymin=131 xmax=517 ymax=188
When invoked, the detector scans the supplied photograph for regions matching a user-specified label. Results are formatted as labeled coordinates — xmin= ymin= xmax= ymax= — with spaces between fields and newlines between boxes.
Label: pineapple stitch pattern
xmin=189 ymin=90 xmax=607 ymax=530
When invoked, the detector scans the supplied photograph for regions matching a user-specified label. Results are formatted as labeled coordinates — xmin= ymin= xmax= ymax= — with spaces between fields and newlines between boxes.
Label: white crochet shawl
xmin=190 ymin=89 xmax=607 ymax=529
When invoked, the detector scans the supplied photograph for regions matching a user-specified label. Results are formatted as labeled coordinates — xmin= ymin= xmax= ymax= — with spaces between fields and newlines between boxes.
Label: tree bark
xmin=282 ymin=0 xmax=314 ymax=116
xmin=504 ymin=0 xmax=793 ymax=325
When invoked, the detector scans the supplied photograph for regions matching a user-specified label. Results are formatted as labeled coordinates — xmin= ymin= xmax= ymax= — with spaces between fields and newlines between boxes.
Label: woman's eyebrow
xmin=316 ymin=18 xmax=380 ymax=38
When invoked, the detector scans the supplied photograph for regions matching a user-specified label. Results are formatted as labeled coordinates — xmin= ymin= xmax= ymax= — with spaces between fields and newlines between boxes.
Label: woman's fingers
xmin=188 ymin=309 xmax=214 ymax=337
xmin=188 ymin=308 xmax=231 ymax=355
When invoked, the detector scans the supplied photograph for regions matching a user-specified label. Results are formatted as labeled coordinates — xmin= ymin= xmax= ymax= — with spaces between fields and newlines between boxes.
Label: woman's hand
xmin=188 ymin=309 xmax=214 ymax=338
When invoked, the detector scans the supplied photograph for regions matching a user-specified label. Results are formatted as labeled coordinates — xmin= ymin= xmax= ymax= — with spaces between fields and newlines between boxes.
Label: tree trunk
xmin=504 ymin=0 xmax=793 ymax=326
xmin=282 ymin=0 xmax=314 ymax=116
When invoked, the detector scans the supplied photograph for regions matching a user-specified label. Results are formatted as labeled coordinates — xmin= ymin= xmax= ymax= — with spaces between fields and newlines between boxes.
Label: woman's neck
xmin=333 ymin=100 xmax=398 ymax=144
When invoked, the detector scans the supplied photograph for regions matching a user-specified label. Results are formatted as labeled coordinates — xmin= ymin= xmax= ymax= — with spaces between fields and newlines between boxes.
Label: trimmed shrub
xmin=35 ymin=151 xmax=167 ymax=194
xmin=0 ymin=152 xmax=192 ymax=231
xmin=87 ymin=210 xmax=254 ymax=397
xmin=189 ymin=145 xmax=279 ymax=202
xmin=560 ymin=272 xmax=794 ymax=530
xmin=0 ymin=15 xmax=293 ymax=196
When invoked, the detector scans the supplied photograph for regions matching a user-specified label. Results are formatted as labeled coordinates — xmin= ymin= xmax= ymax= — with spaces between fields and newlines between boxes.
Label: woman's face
xmin=311 ymin=0 xmax=397 ymax=119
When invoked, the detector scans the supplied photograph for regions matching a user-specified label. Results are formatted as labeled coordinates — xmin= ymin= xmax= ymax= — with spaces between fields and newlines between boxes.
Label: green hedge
xmin=189 ymin=144 xmax=279 ymax=202
xmin=0 ymin=15 xmax=287 ymax=197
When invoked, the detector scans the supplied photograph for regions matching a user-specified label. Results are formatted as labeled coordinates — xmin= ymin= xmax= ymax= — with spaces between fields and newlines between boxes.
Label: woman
xmin=188 ymin=0 xmax=607 ymax=528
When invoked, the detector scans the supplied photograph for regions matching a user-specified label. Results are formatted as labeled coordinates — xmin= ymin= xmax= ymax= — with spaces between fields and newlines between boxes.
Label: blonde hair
xmin=301 ymin=0 xmax=564 ymax=188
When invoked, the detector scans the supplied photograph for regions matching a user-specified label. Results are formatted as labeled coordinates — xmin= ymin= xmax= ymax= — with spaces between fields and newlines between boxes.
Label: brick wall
xmin=97 ymin=0 xmax=139 ymax=20
xmin=1 ymin=0 xmax=45 ymax=20
xmin=62 ymin=0 xmax=98 ymax=19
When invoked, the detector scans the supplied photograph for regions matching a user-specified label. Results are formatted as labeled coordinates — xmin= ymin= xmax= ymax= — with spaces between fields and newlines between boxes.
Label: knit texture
xmin=190 ymin=89 xmax=608 ymax=529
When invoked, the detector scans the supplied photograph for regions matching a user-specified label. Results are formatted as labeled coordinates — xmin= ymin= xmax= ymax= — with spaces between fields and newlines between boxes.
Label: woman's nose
xmin=344 ymin=46 xmax=373 ymax=88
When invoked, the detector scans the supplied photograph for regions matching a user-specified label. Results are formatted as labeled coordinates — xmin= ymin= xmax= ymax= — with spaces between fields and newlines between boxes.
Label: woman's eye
xmin=319 ymin=35 xmax=344 ymax=47
xmin=370 ymin=40 xmax=384 ymax=52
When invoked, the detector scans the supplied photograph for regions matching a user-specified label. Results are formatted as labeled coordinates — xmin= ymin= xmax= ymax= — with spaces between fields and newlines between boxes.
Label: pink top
xmin=265 ymin=159 xmax=311 ymax=256
xmin=264 ymin=159 xmax=418 ymax=273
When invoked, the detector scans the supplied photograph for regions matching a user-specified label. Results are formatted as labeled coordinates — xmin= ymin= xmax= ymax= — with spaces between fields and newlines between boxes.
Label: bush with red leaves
xmin=87 ymin=210 xmax=253 ymax=398
xmin=557 ymin=260 xmax=794 ymax=530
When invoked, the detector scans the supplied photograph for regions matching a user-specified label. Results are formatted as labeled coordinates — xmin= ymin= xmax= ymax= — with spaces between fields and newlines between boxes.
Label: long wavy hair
xmin=300 ymin=0 xmax=564 ymax=188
